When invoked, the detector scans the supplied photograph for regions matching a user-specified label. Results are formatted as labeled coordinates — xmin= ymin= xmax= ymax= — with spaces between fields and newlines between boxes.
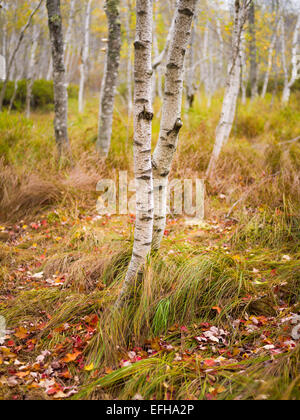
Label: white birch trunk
xmin=64 ymin=0 xmax=76 ymax=81
xmin=78 ymin=0 xmax=92 ymax=113
xmin=151 ymin=0 xmax=198 ymax=251
xmin=282 ymin=13 xmax=300 ymax=104
xmin=26 ymin=25 xmax=40 ymax=119
xmin=116 ymin=0 xmax=154 ymax=307
xmin=96 ymin=0 xmax=122 ymax=157
xmin=206 ymin=0 xmax=251 ymax=180
xmin=261 ymin=30 xmax=277 ymax=98
xmin=241 ymin=30 xmax=247 ymax=104
xmin=46 ymin=0 xmax=71 ymax=158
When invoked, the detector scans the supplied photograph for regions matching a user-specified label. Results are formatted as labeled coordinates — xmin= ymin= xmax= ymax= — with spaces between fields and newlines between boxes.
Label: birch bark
xmin=151 ymin=0 xmax=198 ymax=251
xmin=206 ymin=0 xmax=251 ymax=180
xmin=46 ymin=0 xmax=71 ymax=158
xmin=26 ymin=25 xmax=40 ymax=118
xmin=64 ymin=0 xmax=76 ymax=80
xmin=282 ymin=13 xmax=300 ymax=104
xmin=116 ymin=0 xmax=154 ymax=307
xmin=249 ymin=1 xmax=258 ymax=99
xmin=96 ymin=0 xmax=121 ymax=157
xmin=78 ymin=0 xmax=92 ymax=113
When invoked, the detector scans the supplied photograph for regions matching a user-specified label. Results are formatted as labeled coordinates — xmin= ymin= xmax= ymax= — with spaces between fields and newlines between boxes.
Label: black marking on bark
xmin=134 ymin=141 xmax=143 ymax=147
xmin=137 ymin=175 xmax=151 ymax=181
xmin=160 ymin=171 xmax=170 ymax=177
xmin=138 ymin=106 xmax=154 ymax=121
xmin=178 ymin=8 xmax=194 ymax=17
xmin=167 ymin=118 xmax=183 ymax=136
xmin=154 ymin=228 xmax=163 ymax=233
xmin=167 ymin=62 xmax=180 ymax=70
xmin=155 ymin=216 xmax=165 ymax=221
xmin=152 ymin=159 xmax=158 ymax=170
xmin=143 ymin=242 xmax=152 ymax=246
xmin=133 ymin=252 xmax=142 ymax=259
xmin=134 ymin=40 xmax=146 ymax=50
xmin=140 ymin=216 xmax=153 ymax=222
xmin=136 ymin=98 xmax=149 ymax=104
xmin=166 ymin=143 xmax=176 ymax=150
xmin=141 ymin=148 xmax=152 ymax=154
xmin=165 ymin=91 xmax=175 ymax=97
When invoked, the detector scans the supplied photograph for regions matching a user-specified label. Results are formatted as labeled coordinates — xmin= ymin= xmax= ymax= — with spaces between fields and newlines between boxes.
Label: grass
xmin=0 ymin=91 xmax=299 ymax=400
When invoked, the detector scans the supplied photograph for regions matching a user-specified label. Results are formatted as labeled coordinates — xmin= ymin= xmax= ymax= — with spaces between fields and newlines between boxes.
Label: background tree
xmin=96 ymin=0 xmax=121 ymax=157
xmin=46 ymin=0 xmax=71 ymax=158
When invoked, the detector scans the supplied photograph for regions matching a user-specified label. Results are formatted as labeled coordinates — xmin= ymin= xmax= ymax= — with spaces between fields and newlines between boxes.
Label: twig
xmin=279 ymin=136 xmax=300 ymax=145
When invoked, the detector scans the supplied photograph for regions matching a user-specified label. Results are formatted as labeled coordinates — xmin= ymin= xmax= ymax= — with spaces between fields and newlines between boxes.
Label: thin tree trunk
xmin=206 ymin=0 xmax=251 ymax=180
xmin=26 ymin=25 xmax=40 ymax=118
xmin=96 ymin=0 xmax=122 ymax=157
xmin=46 ymin=0 xmax=71 ymax=158
xmin=241 ymin=30 xmax=247 ymax=104
xmin=185 ymin=19 xmax=196 ymax=110
xmin=151 ymin=0 xmax=198 ymax=251
xmin=116 ymin=0 xmax=154 ymax=307
xmin=124 ymin=0 xmax=133 ymax=115
xmin=261 ymin=30 xmax=277 ymax=98
xmin=249 ymin=1 xmax=258 ymax=99
xmin=64 ymin=0 xmax=76 ymax=80
xmin=78 ymin=0 xmax=92 ymax=113
xmin=282 ymin=13 xmax=300 ymax=104
xmin=0 ymin=0 xmax=43 ymax=112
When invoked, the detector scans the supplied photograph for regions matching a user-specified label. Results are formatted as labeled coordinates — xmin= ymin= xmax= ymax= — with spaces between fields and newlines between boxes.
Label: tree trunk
xmin=78 ymin=0 xmax=92 ymax=113
xmin=124 ymin=0 xmax=133 ymax=115
xmin=249 ymin=1 xmax=258 ymax=99
xmin=282 ymin=13 xmax=300 ymax=104
xmin=26 ymin=25 xmax=40 ymax=119
xmin=185 ymin=19 xmax=196 ymax=110
xmin=64 ymin=0 xmax=76 ymax=81
xmin=241 ymin=30 xmax=247 ymax=104
xmin=206 ymin=0 xmax=251 ymax=180
xmin=116 ymin=0 xmax=154 ymax=307
xmin=151 ymin=0 xmax=198 ymax=251
xmin=0 ymin=0 xmax=43 ymax=112
xmin=46 ymin=0 xmax=71 ymax=158
xmin=96 ymin=0 xmax=121 ymax=157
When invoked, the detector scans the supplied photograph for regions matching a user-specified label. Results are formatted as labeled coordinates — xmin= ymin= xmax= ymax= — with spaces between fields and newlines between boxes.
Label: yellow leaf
xmin=84 ymin=363 xmax=94 ymax=371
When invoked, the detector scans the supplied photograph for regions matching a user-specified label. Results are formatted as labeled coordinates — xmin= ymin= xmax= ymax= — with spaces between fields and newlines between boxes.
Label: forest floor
xmin=0 ymin=93 xmax=299 ymax=400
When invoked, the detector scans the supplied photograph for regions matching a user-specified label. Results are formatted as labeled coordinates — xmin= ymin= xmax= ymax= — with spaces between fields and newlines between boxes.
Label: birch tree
xmin=249 ymin=0 xmax=258 ymax=99
xmin=282 ymin=13 xmax=300 ymax=104
xmin=151 ymin=0 xmax=199 ymax=251
xmin=116 ymin=0 xmax=154 ymax=307
xmin=46 ymin=0 xmax=71 ymax=158
xmin=206 ymin=0 xmax=252 ymax=180
xmin=64 ymin=0 xmax=76 ymax=80
xmin=78 ymin=0 xmax=92 ymax=113
xmin=0 ymin=0 xmax=44 ymax=112
xmin=26 ymin=25 xmax=40 ymax=118
xmin=96 ymin=0 xmax=121 ymax=157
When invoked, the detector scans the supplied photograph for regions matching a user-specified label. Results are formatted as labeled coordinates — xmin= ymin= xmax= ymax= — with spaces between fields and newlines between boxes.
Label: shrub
xmin=0 ymin=79 xmax=79 ymax=112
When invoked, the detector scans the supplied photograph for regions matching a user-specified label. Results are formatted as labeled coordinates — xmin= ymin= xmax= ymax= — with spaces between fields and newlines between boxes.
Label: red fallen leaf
xmin=204 ymin=359 xmax=216 ymax=367
xmin=164 ymin=230 xmax=170 ymax=236
xmin=31 ymin=223 xmax=39 ymax=230
xmin=180 ymin=326 xmax=188 ymax=332
xmin=41 ymin=220 xmax=47 ymax=227
xmin=7 ymin=340 xmax=15 ymax=347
